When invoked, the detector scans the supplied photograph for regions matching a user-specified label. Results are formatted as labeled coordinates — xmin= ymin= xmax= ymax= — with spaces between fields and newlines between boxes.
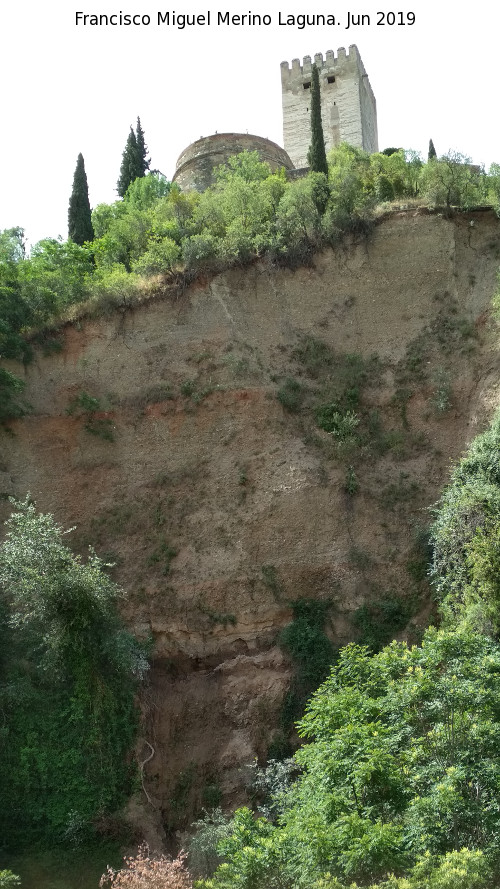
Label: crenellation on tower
xmin=281 ymin=44 xmax=378 ymax=168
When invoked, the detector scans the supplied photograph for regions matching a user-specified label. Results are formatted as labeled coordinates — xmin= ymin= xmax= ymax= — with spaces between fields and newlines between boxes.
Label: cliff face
xmin=2 ymin=210 xmax=500 ymax=827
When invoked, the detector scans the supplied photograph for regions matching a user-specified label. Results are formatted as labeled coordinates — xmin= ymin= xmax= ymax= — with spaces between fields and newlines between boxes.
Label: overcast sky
xmin=1 ymin=0 xmax=499 ymax=246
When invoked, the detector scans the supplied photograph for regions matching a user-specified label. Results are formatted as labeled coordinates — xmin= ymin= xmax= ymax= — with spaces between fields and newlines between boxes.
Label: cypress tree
xmin=307 ymin=64 xmax=328 ymax=176
xmin=68 ymin=153 xmax=93 ymax=245
xmin=117 ymin=127 xmax=141 ymax=197
xmin=428 ymin=138 xmax=437 ymax=160
xmin=135 ymin=116 xmax=150 ymax=177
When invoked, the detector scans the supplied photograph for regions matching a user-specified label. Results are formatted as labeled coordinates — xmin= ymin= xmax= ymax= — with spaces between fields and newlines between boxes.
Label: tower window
xmin=303 ymin=81 xmax=311 ymax=90
xmin=327 ymin=75 xmax=335 ymax=84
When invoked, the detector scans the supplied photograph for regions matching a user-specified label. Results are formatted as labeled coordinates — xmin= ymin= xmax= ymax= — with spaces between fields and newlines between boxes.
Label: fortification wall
xmin=281 ymin=45 xmax=378 ymax=167
xmin=173 ymin=133 xmax=294 ymax=191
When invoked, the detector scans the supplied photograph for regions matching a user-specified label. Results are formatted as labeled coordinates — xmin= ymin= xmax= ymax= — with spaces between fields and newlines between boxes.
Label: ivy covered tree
xmin=0 ymin=498 xmax=146 ymax=847
xmin=68 ymin=153 xmax=94 ymax=245
xmin=307 ymin=64 xmax=328 ymax=177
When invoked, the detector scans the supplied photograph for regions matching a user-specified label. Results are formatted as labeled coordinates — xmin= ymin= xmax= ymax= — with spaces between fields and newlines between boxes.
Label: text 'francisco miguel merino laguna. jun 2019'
xmin=74 ymin=10 xmax=417 ymax=29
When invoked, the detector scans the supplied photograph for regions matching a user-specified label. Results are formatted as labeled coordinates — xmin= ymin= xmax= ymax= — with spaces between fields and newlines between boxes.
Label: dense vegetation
xmin=0 ymin=144 xmax=498 ymax=424
xmin=196 ymin=629 xmax=500 ymax=889
xmin=2 ymin=145 xmax=499 ymax=348
xmin=187 ymin=410 xmax=500 ymax=889
xmin=431 ymin=413 xmax=500 ymax=634
xmin=0 ymin=498 xmax=145 ymax=851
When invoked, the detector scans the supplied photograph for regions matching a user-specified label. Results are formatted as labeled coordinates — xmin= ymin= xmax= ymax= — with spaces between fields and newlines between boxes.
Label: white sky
xmin=1 ymin=0 xmax=499 ymax=246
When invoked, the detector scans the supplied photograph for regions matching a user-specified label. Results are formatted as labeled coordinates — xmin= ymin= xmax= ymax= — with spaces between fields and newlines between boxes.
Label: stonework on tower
xmin=280 ymin=45 xmax=378 ymax=169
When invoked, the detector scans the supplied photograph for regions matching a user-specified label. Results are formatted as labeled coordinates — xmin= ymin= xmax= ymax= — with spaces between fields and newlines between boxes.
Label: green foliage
xmin=280 ymin=599 xmax=335 ymax=686
xmin=351 ymin=593 xmax=411 ymax=651
xmin=131 ymin=237 xmax=181 ymax=276
xmin=407 ymin=527 xmax=433 ymax=585
xmin=316 ymin=406 xmax=359 ymax=440
xmin=344 ymin=466 xmax=359 ymax=496
xmin=0 ymin=228 xmax=33 ymax=362
xmin=0 ymin=498 xmax=144 ymax=848
xmin=245 ymin=758 xmax=298 ymax=821
xmin=20 ymin=237 xmax=93 ymax=317
xmin=487 ymin=163 xmax=500 ymax=214
xmin=276 ymin=377 xmax=303 ymax=413
xmin=0 ymin=872 xmax=20 ymax=888
xmin=84 ymin=264 xmax=140 ymax=312
xmin=203 ymin=782 xmax=223 ymax=810
xmin=85 ymin=417 xmax=115 ymax=441
xmin=430 ymin=411 xmax=500 ymax=631
xmin=280 ymin=599 xmax=337 ymax=735
xmin=189 ymin=808 xmax=233 ymax=878
xmin=134 ymin=116 xmax=150 ymax=177
xmin=68 ymin=153 xmax=94 ymax=245
xmin=0 ymin=368 xmax=28 ymax=424
xmin=421 ymin=151 xmax=486 ymax=209
xmin=117 ymin=128 xmax=139 ymax=198
xmin=261 ymin=565 xmax=281 ymax=599
xmin=428 ymin=139 xmax=437 ymax=161
xmin=200 ymin=628 xmax=500 ymax=889
xmin=66 ymin=391 xmax=115 ymax=441
xmin=147 ymin=541 xmax=177 ymax=575
xmin=2 ymin=145 xmax=499 ymax=351
xmin=307 ymin=65 xmax=329 ymax=178
xmin=117 ymin=119 xmax=150 ymax=198
xmin=67 ymin=390 xmax=101 ymax=414
xmin=430 ymin=367 xmax=452 ymax=414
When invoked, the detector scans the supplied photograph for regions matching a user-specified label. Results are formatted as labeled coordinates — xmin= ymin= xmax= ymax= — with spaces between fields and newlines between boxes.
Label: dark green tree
xmin=0 ymin=498 xmax=144 ymax=847
xmin=135 ymin=116 xmax=150 ymax=177
xmin=307 ymin=64 xmax=328 ymax=177
xmin=68 ymin=153 xmax=94 ymax=245
xmin=117 ymin=119 xmax=150 ymax=198
xmin=428 ymin=138 xmax=437 ymax=160
xmin=117 ymin=127 xmax=141 ymax=197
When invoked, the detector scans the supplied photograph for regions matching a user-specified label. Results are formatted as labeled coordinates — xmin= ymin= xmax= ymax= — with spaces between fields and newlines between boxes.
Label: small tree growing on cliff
xmin=307 ymin=64 xmax=328 ymax=177
xmin=68 ymin=153 xmax=94 ymax=245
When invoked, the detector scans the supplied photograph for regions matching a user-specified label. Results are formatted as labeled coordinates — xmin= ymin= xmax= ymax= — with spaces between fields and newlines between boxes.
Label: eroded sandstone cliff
xmin=2 ymin=209 xmax=500 ymax=831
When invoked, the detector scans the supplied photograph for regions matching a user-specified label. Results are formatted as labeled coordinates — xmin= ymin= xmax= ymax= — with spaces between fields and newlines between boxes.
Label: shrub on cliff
xmin=100 ymin=845 xmax=192 ymax=889
xmin=430 ymin=410 xmax=500 ymax=632
xmin=0 ymin=498 xmax=146 ymax=847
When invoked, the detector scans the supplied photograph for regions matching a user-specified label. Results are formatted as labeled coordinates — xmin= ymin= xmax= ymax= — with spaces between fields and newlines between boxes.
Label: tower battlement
xmin=281 ymin=44 xmax=378 ymax=168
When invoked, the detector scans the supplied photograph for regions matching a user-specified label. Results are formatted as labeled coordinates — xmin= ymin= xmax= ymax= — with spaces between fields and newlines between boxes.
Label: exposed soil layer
xmin=2 ymin=210 xmax=500 ymax=831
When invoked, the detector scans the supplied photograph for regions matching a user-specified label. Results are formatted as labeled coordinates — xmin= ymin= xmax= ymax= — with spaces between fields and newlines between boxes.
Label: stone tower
xmin=281 ymin=45 xmax=378 ymax=169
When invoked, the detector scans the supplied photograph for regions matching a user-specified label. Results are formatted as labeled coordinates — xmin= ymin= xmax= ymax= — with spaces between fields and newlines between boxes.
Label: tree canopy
xmin=117 ymin=118 xmax=150 ymax=197
xmin=199 ymin=628 xmax=500 ymax=889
